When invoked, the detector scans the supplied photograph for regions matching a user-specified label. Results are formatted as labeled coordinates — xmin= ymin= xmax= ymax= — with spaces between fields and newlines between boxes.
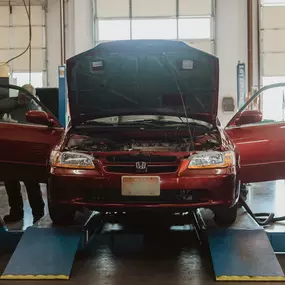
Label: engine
xmin=66 ymin=132 xmax=220 ymax=153
xmin=123 ymin=141 xmax=190 ymax=152
xmin=67 ymin=136 xmax=192 ymax=152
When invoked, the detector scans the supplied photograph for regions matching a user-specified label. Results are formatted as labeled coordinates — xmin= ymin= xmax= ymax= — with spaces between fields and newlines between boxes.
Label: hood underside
xmin=66 ymin=40 xmax=219 ymax=126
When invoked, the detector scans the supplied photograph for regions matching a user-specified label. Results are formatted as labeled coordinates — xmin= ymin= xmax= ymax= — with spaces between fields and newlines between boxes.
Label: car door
xmin=225 ymin=82 xmax=285 ymax=183
xmin=0 ymin=84 xmax=64 ymax=182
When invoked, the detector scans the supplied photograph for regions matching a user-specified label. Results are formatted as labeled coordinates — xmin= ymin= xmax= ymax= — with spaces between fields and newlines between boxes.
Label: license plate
xmin=121 ymin=176 xmax=160 ymax=196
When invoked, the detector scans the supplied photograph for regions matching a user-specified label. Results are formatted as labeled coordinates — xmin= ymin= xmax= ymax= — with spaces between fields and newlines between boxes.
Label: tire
xmin=213 ymin=203 xmax=238 ymax=227
xmin=48 ymin=203 xmax=76 ymax=226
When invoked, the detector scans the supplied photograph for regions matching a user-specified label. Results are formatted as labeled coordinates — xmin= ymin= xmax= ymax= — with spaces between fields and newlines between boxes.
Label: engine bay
xmin=68 ymin=137 xmax=192 ymax=152
xmin=66 ymin=128 xmax=221 ymax=153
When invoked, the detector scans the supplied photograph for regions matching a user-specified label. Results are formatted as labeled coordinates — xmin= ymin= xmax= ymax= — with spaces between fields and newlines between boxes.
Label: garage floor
xmin=1 ymin=181 xmax=285 ymax=285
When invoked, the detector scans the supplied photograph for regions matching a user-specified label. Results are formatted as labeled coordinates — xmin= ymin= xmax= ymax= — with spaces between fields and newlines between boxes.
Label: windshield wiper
xmin=80 ymin=120 xmax=174 ymax=128
xmin=82 ymin=120 xmax=189 ymax=129
xmin=82 ymin=119 xmax=207 ymax=129
xmin=82 ymin=121 xmax=114 ymax=126
xmin=119 ymin=119 xmax=189 ymax=126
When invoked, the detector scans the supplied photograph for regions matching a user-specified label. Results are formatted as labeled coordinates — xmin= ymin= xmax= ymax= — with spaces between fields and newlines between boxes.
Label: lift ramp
xmin=201 ymin=208 xmax=285 ymax=281
xmin=2 ymin=208 xmax=285 ymax=281
xmin=0 ymin=212 xmax=102 ymax=280
xmin=0 ymin=226 xmax=81 ymax=280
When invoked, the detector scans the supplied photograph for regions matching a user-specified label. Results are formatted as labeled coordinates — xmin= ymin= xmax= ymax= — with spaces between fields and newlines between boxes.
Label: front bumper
xmin=48 ymin=167 xmax=239 ymax=211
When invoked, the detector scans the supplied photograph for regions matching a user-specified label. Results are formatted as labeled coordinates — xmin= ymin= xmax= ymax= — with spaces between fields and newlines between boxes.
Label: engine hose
xmin=239 ymin=196 xmax=285 ymax=226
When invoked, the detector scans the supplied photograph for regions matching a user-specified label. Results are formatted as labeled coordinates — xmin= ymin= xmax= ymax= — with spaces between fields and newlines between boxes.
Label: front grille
xmin=105 ymin=154 xmax=177 ymax=163
xmin=105 ymin=165 xmax=178 ymax=174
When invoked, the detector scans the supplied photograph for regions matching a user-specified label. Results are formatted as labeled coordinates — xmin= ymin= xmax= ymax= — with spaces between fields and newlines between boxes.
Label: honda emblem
xmin=136 ymin=161 xmax=147 ymax=171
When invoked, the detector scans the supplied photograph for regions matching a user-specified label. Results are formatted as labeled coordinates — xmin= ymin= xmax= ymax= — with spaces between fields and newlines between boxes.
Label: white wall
xmin=46 ymin=0 xmax=253 ymax=126
xmin=67 ymin=0 xmax=93 ymax=56
xmin=216 ymin=0 xmax=248 ymax=126
xmin=46 ymin=0 xmax=61 ymax=87
xmin=46 ymin=0 xmax=93 ymax=87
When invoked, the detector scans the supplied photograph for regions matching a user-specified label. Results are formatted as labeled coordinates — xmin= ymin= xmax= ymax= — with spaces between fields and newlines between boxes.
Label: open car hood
xmin=66 ymin=40 xmax=219 ymax=126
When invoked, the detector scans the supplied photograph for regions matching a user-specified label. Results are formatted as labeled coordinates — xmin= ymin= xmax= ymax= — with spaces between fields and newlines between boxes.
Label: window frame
xmin=226 ymin=83 xmax=285 ymax=128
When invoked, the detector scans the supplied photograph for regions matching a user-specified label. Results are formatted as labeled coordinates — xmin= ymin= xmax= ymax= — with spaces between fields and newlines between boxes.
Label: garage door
xmin=0 ymin=0 xmax=46 ymax=87
xmin=259 ymin=1 xmax=285 ymax=122
xmin=261 ymin=0 xmax=285 ymax=77
xmin=94 ymin=0 xmax=215 ymax=54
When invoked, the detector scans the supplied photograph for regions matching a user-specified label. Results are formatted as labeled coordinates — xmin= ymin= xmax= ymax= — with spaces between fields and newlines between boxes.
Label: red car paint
xmin=48 ymin=128 xmax=239 ymax=212
xmin=0 ymin=121 xmax=63 ymax=182
xmin=0 ymin=42 xmax=284 ymax=225
xmin=49 ymin=167 xmax=237 ymax=210
xmin=226 ymin=122 xmax=285 ymax=183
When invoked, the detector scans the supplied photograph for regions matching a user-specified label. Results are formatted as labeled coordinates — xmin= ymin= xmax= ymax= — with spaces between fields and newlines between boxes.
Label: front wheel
xmin=213 ymin=203 xmax=238 ymax=227
xmin=48 ymin=203 xmax=76 ymax=226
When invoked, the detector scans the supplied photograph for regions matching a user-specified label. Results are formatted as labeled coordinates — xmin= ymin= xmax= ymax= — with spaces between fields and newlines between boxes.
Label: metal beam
xmin=59 ymin=0 xmax=66 ymax=65
xmin=247 ymin=0 xmax=253 ymax=100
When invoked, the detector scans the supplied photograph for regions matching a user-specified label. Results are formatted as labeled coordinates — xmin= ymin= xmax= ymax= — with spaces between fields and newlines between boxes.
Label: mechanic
xmin=0 ymin=84 xmax=45 ymax=223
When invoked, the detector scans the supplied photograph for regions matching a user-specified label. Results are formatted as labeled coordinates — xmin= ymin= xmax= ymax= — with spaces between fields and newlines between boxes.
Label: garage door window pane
xmin=12 ymin=72 xmax=43 ymax=88
xmin=98 ymin=20 xmax=130 ymax=41
xmin=262 ymin=0 xmax=285 ymax=6
xmin=178 ymin=18 xmax=211 ymax=39
xmin=132 ymin=19 xmax=177 ymax=40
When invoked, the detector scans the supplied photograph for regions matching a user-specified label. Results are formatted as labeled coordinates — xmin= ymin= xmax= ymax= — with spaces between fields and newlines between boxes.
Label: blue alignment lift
xmin=1 ymin=207 xmax=285 ymax=281
xmin=58 ymin=65 xmax=68 ymax=128
xmin=0 ymin=212 xmax=103 ymax=280
xmin=194 ymin=209 xmax=285 ymax=281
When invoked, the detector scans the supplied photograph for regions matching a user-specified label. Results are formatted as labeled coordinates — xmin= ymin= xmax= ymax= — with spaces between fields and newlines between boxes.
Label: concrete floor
xmin=1 ymin=181 xmax=285 ymax=285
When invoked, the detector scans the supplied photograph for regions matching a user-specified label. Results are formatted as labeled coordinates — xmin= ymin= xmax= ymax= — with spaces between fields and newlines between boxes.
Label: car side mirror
xmin=26 ymin=110 xmax=56 ymax=127
xmin=234 ymin=110 xmax=262 ymax=126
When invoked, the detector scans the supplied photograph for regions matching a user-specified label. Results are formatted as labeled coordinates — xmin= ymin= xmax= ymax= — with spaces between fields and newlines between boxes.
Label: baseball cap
xmin=21 ymin=84 xmax=36 ymax=96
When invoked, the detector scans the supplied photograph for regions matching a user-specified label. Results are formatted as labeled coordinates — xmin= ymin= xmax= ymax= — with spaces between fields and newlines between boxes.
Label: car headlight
xmin=188 ymin=151 xmax=235 ymax=169
xmin=50 ymin=151 xmax=95 ymax=169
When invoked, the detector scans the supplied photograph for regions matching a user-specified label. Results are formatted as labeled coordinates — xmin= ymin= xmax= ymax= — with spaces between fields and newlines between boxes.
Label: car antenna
xmin=161 ymin=53 xmax=195 ymax=151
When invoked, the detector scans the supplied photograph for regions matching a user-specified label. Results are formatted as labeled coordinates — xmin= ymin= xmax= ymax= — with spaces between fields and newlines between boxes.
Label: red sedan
xmin=0 ymin=40 xmax=284 ymax=227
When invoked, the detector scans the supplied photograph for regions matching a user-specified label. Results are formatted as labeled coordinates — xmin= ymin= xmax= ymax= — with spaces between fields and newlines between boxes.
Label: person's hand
xmin=2 ymin=113 xmax=18 ymax=123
